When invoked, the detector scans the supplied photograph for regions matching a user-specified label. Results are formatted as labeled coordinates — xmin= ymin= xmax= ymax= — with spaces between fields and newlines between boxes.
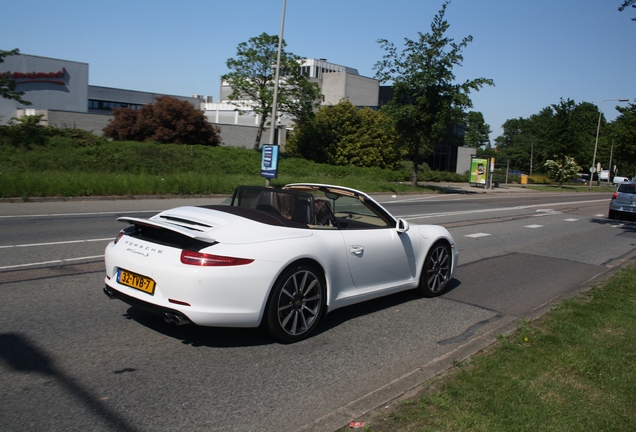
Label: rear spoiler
xmin=117 ymin=217 xmax=217 ymax=244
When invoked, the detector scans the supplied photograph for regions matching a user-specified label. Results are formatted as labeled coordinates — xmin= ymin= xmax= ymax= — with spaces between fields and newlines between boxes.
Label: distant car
xmin=509 ymin=170 xmax=524 ymax=177
xmin=609 ymin=181 xmax=636 ymax=219
xmin=612 ymin=176 xmax=629 ymax=185
xmin=103 ymin=183 xmax=458 ymax=342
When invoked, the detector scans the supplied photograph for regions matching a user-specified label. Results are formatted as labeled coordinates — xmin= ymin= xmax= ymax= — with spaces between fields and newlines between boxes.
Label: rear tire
xmin=265 ymin=263 xmax=325 ymax=343
xmin=608 ymin=210 xmax=617 ymax=220
xmin=419 ymin=241 xmax=452 ymax=298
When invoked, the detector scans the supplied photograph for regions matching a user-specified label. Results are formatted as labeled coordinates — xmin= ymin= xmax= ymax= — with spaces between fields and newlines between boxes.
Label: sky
xmin=1 ymin=0 xmax=634 ymax=142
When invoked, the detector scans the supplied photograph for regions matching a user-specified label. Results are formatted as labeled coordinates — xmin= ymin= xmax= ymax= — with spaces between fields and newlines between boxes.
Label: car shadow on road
xmin=317 ymin=278 xmax=462 ymax=335
xmin=123 ymin=307 xmax=273 ymax=347
xmin=122 ymin=278 xmax=462 ymax=348
xmin=592 ymin=214 xmax=636 ymax=236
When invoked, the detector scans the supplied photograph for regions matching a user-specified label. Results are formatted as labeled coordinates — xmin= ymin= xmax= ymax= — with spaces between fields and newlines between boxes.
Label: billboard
xmin=469 ymin=157 xmax=488 ymax=184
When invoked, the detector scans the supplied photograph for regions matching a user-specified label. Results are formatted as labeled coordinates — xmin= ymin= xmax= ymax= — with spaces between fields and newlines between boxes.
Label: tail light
xmin=612 ymin=192 xmax=618 ymax=200
xmin=114 ymin=231 xmax=125 ymax=244
xmin=180 ymin=250 xmax=254 ymax=266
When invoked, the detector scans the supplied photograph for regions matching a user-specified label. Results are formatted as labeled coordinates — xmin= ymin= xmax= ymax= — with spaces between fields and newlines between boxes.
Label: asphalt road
xmin=0 ymin=189 xmax=633 ymax=431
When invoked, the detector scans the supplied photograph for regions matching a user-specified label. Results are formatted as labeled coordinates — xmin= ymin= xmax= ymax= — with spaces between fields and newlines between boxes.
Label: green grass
xmin=348 ymin=266 xmax=636 ymax=431
xmin=0 ymin=140 xmax=462 ymax=198
xmin=0 ymin=137 xmax=606 ymax=198
xmin=0 ymin=170 xmax=433 ymax=198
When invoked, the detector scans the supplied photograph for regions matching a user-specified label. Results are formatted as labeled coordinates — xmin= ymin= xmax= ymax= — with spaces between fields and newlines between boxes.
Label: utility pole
xmin=265 ymin=0 xmax=287 ymax=187
xmin=530 ymin=140 xmax=533 ymax=176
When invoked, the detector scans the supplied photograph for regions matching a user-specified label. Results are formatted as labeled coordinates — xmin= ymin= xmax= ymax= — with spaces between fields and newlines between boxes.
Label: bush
xmin=421 ymin=170 xmax=469 ymax=182
xmin=0 ymin=121 xmax=471 ymax=197
xmin=280 ymin=156 xmax=403 ymax=182
xmin=528 ymin=174 xmax=551 ymax=184
xmin=397 ymin=161 xmax=467 ymax=183
xmin=286 ymin=100 xmax=404 ymax=169
xmin=0 ymin=115 xmax=106 ymax=149
xmin=48 ymin=127 xmax=104 ymax=147
xmin=103 ymin=96 xmax=222 ymax=146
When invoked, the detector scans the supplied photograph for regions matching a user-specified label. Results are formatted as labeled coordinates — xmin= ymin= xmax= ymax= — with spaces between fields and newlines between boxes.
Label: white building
xmin=203 ymin=58 xmax=380 ymax=129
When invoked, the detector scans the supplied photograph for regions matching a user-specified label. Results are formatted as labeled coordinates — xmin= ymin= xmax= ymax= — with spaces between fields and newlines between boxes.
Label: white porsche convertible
xmin=104 ymin=184 xmax=457 ymax=342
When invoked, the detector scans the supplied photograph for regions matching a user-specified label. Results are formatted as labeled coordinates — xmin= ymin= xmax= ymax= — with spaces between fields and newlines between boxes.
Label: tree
xmin=544 ymin=156 xmax=581 ymax=186
xmin=0 ymin=49 xmax=31 ymax=105
xmin=286 ymin=100 xmax=404 ymax=169
xmin=464 ymin=111 xmax=491 ymax=148
xmin=610 ymin=101 xmax=636 ymax=176
xmin=619 ymin=0 xmax=636 ymax=20
xmin=494 ymin=117 xmax=536 ymax=172
xmin=494 ymin=100 xmax=599 ymax=176
xmin=374 ymin=1 xmax=494 ymax=186
xmin=222 ymin=33 xmax=322 ymax=150
xmin=103 ymin=106 xmax=146 ymax=142
xmin=541 ymin=99 xmax=598 ymax=175
xmin=103 ymin=96 xmax=221 ymax=146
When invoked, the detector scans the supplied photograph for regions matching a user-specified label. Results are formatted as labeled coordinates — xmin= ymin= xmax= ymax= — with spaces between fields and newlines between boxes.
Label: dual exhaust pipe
xmin=103 ymin=286 xmax=116 ymax=299
xmin=103 ymin=285 xmax=191 ymax=326
xmin=163 ymin=312 xmax=191 ymax=326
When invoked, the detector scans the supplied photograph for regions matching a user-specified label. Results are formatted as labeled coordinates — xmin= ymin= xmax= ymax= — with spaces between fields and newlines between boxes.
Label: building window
xmin=88 ymin=99 xmax=141 ymax=111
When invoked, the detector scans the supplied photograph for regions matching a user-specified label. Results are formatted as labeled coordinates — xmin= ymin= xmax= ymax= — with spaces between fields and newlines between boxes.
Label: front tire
xmin=265 ymin=263 xmax=325 ymax=343
xmin=419 ymin=241 xmax=452 ymax=297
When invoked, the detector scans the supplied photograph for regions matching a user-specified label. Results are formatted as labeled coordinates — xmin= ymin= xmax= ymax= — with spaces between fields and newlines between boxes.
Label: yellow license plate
xmin=118 ymin=269 xmax=156 ymax=295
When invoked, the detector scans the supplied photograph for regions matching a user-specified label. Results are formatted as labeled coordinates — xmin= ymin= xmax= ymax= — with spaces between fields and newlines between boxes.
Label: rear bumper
xmin=103 ymin=285 xmax=192 ymax=325
xmin=609 ymin=201 xmax=636 ymax=214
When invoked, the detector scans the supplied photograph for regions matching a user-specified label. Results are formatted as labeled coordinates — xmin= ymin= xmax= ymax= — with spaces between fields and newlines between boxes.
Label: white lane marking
xmin=383 ymin=196 xmax=439 ymax=203
xmin=399 ymin=198 xmax=608 ymax=220
xmin=465 ymin=233 xmax=491 ymax=238
xmin=0 ymin=238 xmax=113 ymax=249
xmin=564 ymin=218 xmax=579 ymax=222
xmin=0 ymin=255 xmax=104 ymax=270
xmin=525 ymin=225 xmax=543 ymax=228
xmin=535 ymin=209 xmax=561 ymax=215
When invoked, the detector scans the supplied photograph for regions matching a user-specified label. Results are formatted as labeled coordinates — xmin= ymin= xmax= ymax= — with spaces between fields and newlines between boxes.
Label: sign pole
xmin=265 ymin=0 xmax=287 ymax=187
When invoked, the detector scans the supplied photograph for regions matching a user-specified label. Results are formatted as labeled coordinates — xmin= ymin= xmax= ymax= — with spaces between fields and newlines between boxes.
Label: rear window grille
xmin=158 ymin=215 xmax=212 ymax=231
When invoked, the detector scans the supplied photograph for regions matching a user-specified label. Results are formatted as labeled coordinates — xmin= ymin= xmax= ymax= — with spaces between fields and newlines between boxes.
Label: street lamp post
xmin=265 ymin=0 xmax=287 ymax=187
xmin=589 ymin=98 xmax=629 ymax=189
xmin=530 ymin=140 xmax=533 ymax=176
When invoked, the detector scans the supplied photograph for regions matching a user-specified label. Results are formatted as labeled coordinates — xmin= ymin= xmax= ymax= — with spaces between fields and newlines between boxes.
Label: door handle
xmin=350 ymin=245 xmax=364 ymax=256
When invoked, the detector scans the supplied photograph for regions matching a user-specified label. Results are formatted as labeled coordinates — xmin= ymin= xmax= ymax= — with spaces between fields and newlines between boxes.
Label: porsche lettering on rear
xmin=123 ymin=240 xmax=164 ymax=254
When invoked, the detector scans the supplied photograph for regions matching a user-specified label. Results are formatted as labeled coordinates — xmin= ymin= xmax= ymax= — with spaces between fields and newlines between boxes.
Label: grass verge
xmin=0 ymin=171 xmax=439 ymax=198
xmin=0 ymin=142 xmax=460 ymax=198
xmin=347 ymin=265 xmax=636 ymax=431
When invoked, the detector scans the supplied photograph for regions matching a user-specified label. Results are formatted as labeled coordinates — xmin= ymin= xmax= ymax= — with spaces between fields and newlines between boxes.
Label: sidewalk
xmin=420 ymin=182 xmax=534 ymax=194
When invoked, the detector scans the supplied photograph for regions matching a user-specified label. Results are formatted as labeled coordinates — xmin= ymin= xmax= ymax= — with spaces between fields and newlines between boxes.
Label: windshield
xmin=227 ymin=185 xmax=396 ymax=229
xmin=618 ymin=184 xmax=636 ymax=194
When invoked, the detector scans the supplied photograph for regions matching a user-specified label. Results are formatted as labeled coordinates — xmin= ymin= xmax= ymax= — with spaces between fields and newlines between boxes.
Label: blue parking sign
xmin=261 ymin=145 xmax=279 ymax=179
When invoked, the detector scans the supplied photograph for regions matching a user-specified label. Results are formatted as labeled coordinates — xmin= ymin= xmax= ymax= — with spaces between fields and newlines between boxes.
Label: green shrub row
xmin=0 ymin=123 xmax=470 ymax=197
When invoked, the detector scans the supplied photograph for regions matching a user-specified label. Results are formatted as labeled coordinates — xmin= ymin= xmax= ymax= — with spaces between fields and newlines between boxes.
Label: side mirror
xmin=396 ymin=218 xmax=409 ymax=233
